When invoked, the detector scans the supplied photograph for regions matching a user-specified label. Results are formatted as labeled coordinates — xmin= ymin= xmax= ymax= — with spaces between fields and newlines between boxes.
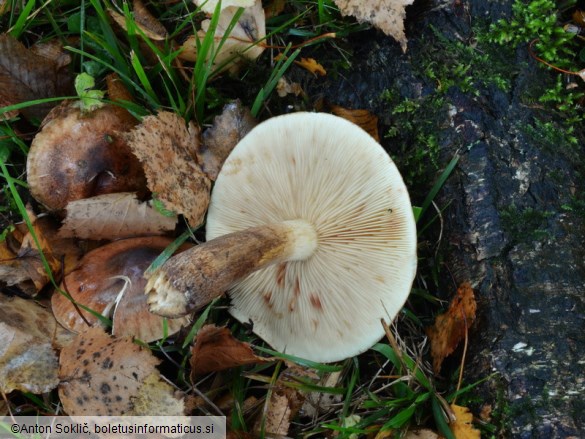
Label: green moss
xmin=500 ymin=204 xmax=554 ymax=243
xmin=381 ymin=90 xmax=446 ymax=190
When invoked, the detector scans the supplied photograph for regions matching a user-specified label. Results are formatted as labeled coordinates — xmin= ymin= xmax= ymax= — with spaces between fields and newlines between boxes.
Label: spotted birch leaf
xmin=58 ymin=327 xmax=172 ymax=415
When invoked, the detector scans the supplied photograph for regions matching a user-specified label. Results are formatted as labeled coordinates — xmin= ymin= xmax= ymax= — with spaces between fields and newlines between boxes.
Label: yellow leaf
xmin=450 ymin=404 xmax=481 ymax=439
xmin=295 ymin=57 xmax=326 ymax=76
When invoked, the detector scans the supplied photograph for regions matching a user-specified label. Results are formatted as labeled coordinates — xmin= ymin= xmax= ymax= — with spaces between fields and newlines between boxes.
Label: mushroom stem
xmin=145 ymin=219 xmax=317 ymax=317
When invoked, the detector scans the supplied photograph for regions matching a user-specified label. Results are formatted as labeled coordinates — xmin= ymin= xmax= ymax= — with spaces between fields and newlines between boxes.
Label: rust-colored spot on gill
xmin=309 ymin=293 xmax=323 ymax=311
xmin=263 ymin=291 xmax=273 ymax=309
xmin=294 ymin=277 xmax=301 ymax=297
xmin=276 ymin=262 xmax=287 ymax=287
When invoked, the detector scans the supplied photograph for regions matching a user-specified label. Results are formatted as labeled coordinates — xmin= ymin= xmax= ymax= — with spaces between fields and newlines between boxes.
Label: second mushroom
xmin=146 ymin=112 xmax=417 ymax=363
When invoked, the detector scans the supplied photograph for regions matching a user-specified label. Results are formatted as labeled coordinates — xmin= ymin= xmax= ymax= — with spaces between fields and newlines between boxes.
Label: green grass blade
xmin=251 ymin=46 xmax=300 ymax=117
xmin=9 ymin=0 xmax=36 ymax=38
xmin=418 ymin=154 xmax=459 ymax=220
xmin=253 ymin=346 xmax=344 ymax=372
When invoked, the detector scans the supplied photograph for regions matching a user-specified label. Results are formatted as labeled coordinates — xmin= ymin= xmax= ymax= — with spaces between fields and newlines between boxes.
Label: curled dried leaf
xmin=295 ymin=57 xmax=326 ymax=76
xmin=449 ymin=404 xmax=481 ymax=439
xmin=426 ymin=282 xmax=477 ymax=373
xmin=190 ymin=324 xmax=271 ymax=377
xmin=199 ymin=100 xmax=257 ymax=180
xmin=125 ymin=111 xmax=211 ymax=226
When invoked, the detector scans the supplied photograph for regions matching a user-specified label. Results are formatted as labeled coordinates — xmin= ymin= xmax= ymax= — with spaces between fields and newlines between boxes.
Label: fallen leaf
xmin=29 ymin=40 xmax=72 ymax=71
xmin=58 ymin=327 xmax=179 ymax=415
xmin=301 ymin=371 xmax=342 ymax=419
xmin=181 ymin=0 xmax=266 ymax=74
xmin=330 ymin=105 xmax=380 ymax=141
xmin=52 ymin=237 xmax=190 ymax=343
xmin=449 ymin=404 xmax=481 ymax=439
xmin=332 ymin=0 xmax=413 ymax=52
xmin=198 ymin=100 xmax=257 ymax=180
xmin=276 ymin=76 xmax=304 ymax=97
xmin=190 ymin=325 xmax=271 ymax=377
xmin=58 ymin=192 xmax=177 ymax=240
xmin=295 ymin=57 xmax=326 ymax=76
xmin=403 ymin=429 xmax=440 ymax=439
xmin=193 ymin=0 xmax=255 ymax=15
xmin=108 ymin=0 xmax=168 ymax=41
xmin=426 ymin=282 xmax=477 ymax=373
xmin=125 ymin=111 xmax=211 ymax=226
xmin=0 ymin=209 xmax=63 ymax=296
xmin=130 ymin=373 xmax=185 ymax=416
xmin=255 ymin=365 xmax=318 ymax=436
xmin=0 ymin=294 xmax=74 ymax=394
xmin=265 ymin=0 xmax=286 ymax=19
xmin=0 ymin=34 xmax=73 ymax=122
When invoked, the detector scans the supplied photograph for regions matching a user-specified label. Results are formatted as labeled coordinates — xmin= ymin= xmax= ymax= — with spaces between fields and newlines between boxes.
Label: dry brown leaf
xmin=330 ymin=105 xmax=380 ymax=141
xmin=108 ymin=0 xmax=168 ymax=41
xmin=199 ymin=100 xmax=257 ymax=180
xmin=449 ymin=404 xmax=481 ymax=439
xmin=125 ymin=111 xmax=211 ymax=226
xmin=333 ymin=0 xmax=413 ymax=52
xmin=0 ymin=294 xmax=74 ymax=393
xmin=59 ymin=192 xmax=177 ymax=240
xmin=52 ymin=237 xmax=190 ymax=343
xmin=301 ymin=371 xmax=342 ymax=419
xmin=265 ymin=0 xmax=286 ymax=19
xmin=276 ymin=76 xmax=303 ymax=97
xmin=0 ymin=210 xmax=63 ymax=296
xmin=0 ymin=1 xmax=11 ymax=16
xmin=58 ymin=327 xmax=165 ymax=415
xmin=0 ymin=34 xmax=73 ymax=122
xmin=29 ymin=40 xmax=72 ymax=70
xmin=190 ymin=325 xmax=271 ymax=377
xmin=194 ymin=0 xmax=255 ymax=15
xmin=181 ymin=0 xmax=266 ymax=74
xmin=255 ymin=365 xmax=318 ymax=437
xmin=130 ymin=373 xmax=185 ymax=416
xmin=295 ymin=57 xmax=326 ymax=76
xmin=403 ymin=429 xmax=440 ymax=439
xmin=426 ymin=282 xmax=477 ymax=373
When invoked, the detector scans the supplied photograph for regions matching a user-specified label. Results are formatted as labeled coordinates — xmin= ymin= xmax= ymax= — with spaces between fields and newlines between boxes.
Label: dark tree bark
xmin=302 ymin=0 xmax=585 ymax=436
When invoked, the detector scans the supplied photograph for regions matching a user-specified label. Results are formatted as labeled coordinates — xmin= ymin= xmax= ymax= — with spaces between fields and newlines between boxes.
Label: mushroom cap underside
xmin=206 ymin=112 xmax=417 ymax=363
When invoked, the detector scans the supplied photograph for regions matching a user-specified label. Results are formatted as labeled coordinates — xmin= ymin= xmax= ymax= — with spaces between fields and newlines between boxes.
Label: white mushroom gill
xmin=206 ymin=112 xmax=417 ymax=363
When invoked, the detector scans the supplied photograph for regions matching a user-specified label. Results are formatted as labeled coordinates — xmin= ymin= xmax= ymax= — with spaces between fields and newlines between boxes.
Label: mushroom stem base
xmin=146 ymin=220 xmax=317 ymax=317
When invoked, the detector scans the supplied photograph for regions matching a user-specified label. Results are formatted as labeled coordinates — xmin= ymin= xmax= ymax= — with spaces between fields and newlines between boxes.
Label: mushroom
xmin=146 ymin=112 xmax=417 ymax=362
xmin=26 ymin=102 xmax=147 ymax=211
xmin=52 ymin=237 xmax=190 ymax=343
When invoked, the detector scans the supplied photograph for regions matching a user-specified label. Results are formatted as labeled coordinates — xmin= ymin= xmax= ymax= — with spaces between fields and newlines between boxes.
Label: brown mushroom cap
xmin=26 ymin=103 xmax=147 ymax=211
xmin=52 ymin=236 xmax=190 ymax=342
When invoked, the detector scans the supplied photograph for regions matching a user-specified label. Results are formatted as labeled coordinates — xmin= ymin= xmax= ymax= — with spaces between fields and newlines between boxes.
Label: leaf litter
xmin=58 ymin=326 xmax=183 ymax=416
